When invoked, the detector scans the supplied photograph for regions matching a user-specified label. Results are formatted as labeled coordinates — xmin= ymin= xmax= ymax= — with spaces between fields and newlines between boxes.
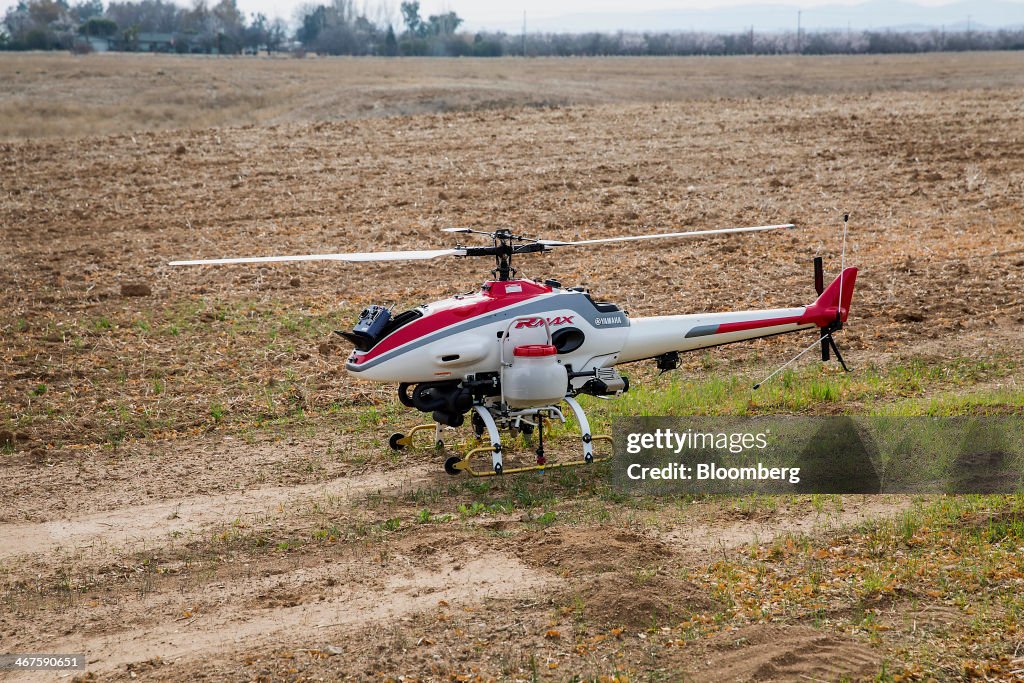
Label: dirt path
xmin=11 ymin=550 xmax=549 ymax=681
xmin=659 ymin=495 xmax=916 ymax=554
xmin=0 ymin=463 xmax=437 ymax=561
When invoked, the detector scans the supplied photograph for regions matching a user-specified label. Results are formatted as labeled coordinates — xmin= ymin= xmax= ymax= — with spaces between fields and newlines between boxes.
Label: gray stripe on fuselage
xmin=347 ymin=293 xmax=629 ymax=372
xmin=685 ymin=324 xmax=719 ymax=338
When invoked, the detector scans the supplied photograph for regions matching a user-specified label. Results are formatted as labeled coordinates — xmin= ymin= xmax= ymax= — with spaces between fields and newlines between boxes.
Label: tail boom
xmin=616 ymin=268 xmax=857 ymax=364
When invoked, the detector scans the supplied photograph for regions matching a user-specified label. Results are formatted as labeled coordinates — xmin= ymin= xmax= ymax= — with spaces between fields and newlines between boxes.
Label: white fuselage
xmin=345 ymin=278 xmax=822 ymax=387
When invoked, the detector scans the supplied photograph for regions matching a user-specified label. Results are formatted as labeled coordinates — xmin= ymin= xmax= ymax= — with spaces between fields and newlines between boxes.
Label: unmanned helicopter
xmin=170 ymin=223 xmax=857 ymax=477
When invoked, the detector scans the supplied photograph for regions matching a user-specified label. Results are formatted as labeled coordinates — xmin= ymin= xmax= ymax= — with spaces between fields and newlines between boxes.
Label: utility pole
xmin=749 ymin=25 xmax=754 ymax=54
xmin=520 ymin=11 xmax=528 ymax=57
xmin=796 ymin=10 xmax=802 ymax=54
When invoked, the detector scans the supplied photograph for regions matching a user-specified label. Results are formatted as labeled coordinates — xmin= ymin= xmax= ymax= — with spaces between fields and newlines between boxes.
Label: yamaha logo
xmin=594 ymin=316 xmax=623 ymax=326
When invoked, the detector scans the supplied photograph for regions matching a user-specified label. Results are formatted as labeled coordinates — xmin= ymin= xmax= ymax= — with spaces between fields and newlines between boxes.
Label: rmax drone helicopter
xmin=171 ymin=222 xmax=857 ymax=477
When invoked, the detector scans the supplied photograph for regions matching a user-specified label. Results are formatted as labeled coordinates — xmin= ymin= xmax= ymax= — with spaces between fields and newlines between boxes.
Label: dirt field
xmin=3 ymin=51 xmax=1024 ymax=139
xmin=1 ymin=52 xmax=1023 ymax=681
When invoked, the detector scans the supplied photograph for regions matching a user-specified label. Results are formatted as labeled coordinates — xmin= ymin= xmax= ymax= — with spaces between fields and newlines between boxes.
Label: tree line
xmin=1 ymin=0 xmax=288 ymax=52
xmin=511 ymin=27 xmax=1024 ymax=56
xmin=2 ymin=0 xmax=1023 ymax=55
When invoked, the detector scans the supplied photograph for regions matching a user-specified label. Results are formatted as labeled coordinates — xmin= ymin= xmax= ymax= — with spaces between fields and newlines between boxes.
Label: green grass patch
xmin=577 ymin=356 xmax=1020 ymax=431
xmin=696 ymin=495 xmax=1024 ymax=678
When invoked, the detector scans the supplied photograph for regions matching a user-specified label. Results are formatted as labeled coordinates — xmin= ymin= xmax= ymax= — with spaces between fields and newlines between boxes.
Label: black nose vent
xmin=552 ymin=327 xmax=585 ymax=354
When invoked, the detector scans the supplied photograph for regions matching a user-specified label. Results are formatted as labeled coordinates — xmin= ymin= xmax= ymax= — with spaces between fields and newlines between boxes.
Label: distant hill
xmin=470 ymin=0 xmax=1024 ymax=34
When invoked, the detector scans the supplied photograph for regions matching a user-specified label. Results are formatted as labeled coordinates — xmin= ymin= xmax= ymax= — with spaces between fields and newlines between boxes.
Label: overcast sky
xmin=426 ymin=0 xmax=966 ymax=29
xmin=3 ymin=0 xmax=1023 ymax=32
xmin=260 ymin=0 xmax=1022 ymax=31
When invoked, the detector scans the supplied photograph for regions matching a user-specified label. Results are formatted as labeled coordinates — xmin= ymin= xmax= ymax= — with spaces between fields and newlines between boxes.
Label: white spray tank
xmin=500 ymin=317 xmax=568 ymax=408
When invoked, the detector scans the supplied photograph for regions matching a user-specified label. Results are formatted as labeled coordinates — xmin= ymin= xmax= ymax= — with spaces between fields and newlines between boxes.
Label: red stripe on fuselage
xmin=350 ymin=281 xmax=550 ymax=364
xmin=712 ymin=315 xmax=805 ymax=335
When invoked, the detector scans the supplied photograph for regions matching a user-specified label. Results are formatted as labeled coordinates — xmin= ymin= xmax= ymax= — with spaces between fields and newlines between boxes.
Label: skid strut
xmin=389 ymin=423 xmax=445 ymax=451
xmin=447 ymin=400 xmax=613 ymax=477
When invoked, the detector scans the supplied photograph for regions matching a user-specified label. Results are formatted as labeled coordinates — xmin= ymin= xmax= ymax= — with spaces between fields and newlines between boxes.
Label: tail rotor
xmin=812 ymin=254 xmax=850 ymax=371
xmin=753 ymin=214 xmax=856 ymax=389
xmin=814 ymin=255 xmax=830 ymax=363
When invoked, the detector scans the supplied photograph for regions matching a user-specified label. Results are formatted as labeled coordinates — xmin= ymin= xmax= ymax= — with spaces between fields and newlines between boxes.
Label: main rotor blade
xmin=539 ymin=223 xmax=795 ymax=247
xmin=169 ymin=248 xmax=466 ymax=266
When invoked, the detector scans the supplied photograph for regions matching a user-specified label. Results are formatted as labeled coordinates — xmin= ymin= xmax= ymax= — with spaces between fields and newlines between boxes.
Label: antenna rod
xmin=837 ymin=212 xmax=848 ymax=325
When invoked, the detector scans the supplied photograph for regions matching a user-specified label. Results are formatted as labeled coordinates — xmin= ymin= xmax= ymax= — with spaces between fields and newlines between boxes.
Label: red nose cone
xmin=513 ymin=344 xmax=558 ymax=357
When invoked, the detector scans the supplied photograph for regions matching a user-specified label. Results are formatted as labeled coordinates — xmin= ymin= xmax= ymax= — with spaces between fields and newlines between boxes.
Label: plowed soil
xmin=1 ymin=52 xmax=1023 ymax=681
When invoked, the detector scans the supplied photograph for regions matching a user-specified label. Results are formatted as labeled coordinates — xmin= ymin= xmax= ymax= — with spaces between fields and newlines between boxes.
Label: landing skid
xmin=389 ymin=423 xmax=445 ymax=451
xmin=388 ymin=397 xmax=612 ymax=476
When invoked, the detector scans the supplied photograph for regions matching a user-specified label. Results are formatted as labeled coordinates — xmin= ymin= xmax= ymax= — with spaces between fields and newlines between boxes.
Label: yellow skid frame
xmin=389 ymin=423 xmax=442 ymax=450
xmin=452 ymin=435 xmax=613 ymax=477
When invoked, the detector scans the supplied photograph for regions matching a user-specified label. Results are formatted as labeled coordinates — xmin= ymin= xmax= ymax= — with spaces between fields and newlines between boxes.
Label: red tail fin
xmin=799 ymin=267 xmax=857 ymax=327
